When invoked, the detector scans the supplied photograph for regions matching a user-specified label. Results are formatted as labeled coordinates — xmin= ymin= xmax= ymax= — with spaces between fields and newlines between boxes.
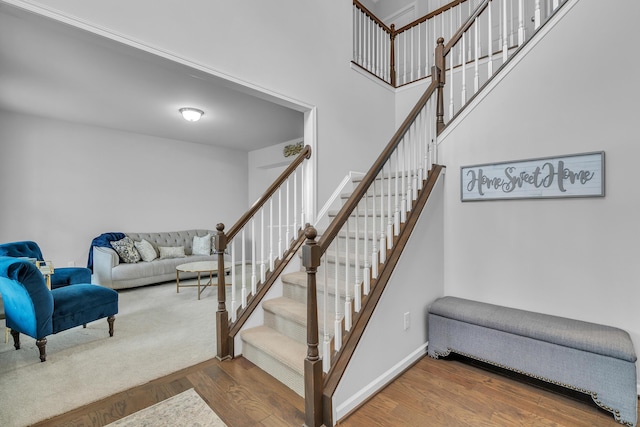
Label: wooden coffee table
xmin=175 ymin=261 xmax=232 ymax=300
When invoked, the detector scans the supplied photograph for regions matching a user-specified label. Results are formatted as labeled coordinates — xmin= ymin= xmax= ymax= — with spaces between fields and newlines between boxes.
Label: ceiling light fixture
xmin=179 ymin=107 xmax=204 ymax=122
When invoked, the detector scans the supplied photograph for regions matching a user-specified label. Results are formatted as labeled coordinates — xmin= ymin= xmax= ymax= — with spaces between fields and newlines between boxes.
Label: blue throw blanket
xmin=87 ymin=232 xmax=125 ymax=272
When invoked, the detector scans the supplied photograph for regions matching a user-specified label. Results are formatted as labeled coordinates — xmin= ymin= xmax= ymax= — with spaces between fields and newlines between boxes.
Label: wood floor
xmin=32 ymin=354 xmax=636 ymax=427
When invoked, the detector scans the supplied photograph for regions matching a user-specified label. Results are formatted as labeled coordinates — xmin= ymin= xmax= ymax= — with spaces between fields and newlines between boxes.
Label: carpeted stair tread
xmin=240 ymin=325 xmax=306 ymax=374
xmin=263 ymin=297 xmax=306 ymax=326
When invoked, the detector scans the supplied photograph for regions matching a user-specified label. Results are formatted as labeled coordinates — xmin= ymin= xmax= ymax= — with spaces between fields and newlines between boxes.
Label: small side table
xmin=176 ymin=261 xmax=232 ymax=300
xmin=36 ymin=260 xmax=54 ymax=290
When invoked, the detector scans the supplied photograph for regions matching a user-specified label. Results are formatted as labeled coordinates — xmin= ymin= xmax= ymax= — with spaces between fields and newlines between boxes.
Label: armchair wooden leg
xmin=107 ymin=315 xmax=115 ymax=337
xmin=10 ymin=329 xmax=20 ymax=350
xmin=36 ymin=338 xmax=47 ymax=362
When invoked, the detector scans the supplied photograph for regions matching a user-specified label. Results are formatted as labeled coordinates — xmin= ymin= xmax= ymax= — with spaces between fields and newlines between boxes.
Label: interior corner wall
xmin=19 ymin=0 xmax=397 ymax=209
xmin=0 ymin=111 xmax=247 ymax=267
xmin=438 ymin=0 xmax=640 ymax=384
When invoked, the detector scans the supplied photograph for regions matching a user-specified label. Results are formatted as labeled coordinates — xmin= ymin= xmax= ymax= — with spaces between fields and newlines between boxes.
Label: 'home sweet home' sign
xmin=460 ymin=152 xmax=605 ymax=201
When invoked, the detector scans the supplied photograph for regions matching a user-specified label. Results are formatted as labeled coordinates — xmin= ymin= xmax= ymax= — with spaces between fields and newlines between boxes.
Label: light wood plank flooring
xmin=32 ymin=354 xmax=637 ymax=427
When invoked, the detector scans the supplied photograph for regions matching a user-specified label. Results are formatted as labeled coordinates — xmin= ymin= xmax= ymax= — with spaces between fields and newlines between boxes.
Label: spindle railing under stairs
xmin=213 ymin=145 xmax=312 ymax=360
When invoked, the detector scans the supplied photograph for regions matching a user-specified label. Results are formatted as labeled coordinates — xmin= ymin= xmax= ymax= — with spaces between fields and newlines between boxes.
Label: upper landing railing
xmin=354 ymin=0 xmax=566 ymax=90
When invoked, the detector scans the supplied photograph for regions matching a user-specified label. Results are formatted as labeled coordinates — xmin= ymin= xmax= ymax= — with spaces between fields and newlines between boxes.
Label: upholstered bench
xmin=428 ymin=296 xmax=638 ymax=427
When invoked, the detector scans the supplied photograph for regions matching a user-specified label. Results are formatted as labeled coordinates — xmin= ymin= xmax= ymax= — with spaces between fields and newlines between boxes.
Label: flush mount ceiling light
xmin=179 ymin=107 xmax=204 ymax=122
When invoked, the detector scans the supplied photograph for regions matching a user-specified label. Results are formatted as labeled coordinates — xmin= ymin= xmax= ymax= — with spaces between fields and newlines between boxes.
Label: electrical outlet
xmin=403 ymin=311 xmax=410 ymax=330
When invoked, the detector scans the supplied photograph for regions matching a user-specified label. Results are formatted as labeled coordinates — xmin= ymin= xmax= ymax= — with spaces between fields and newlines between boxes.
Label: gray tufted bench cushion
xmin=428 ymin=296 xmax=638 ymax=426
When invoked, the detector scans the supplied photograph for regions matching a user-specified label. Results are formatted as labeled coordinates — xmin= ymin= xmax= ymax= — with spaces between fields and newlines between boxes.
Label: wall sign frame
xmin=460 ymin=151 xmax=605 ymax=202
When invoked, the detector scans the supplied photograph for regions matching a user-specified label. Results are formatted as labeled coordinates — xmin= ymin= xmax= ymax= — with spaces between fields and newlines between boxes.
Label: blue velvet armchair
xmin=0 ymin=257 xmax=118 ymax=361
xmin=0 ymin=241 xmax=91 ymax=289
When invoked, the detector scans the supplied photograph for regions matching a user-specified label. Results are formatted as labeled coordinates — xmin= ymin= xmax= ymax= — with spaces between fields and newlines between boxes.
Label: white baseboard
xmin=334 ymin=343 xmax=428 ymax=424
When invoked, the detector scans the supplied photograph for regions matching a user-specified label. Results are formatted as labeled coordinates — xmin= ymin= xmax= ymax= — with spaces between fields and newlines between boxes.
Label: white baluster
xmin=401 ymin=138 xmax=407 ymax=224
xmin=461 ymin=31 xmax=467 ymax=106
xmin=260 ymin=209 xmax=265 ymax=283
xmin=293 ymin=170 xmax=297 ymax=240
xmin=502 ymin=0 xmax=508 ymax=64
xmin=449 ymin=11 xmax=454 ymax=119
xmin=251 ymin=218 xmax=256 ymax=295
xmin=364 ymin=190 xmax=371 ymax=294
xmin=322 ymin=255 xmax=331 ymax=373
xmin=354 ymin=203 xmax=361 ymax=312
xmin=518 ymin=0 xmax=525 ymax=46
xmin=553 ymin=0 xmax=559 ymax=11
xmin=534 ymin=0 xmax=541 ymax=30
xmin=371 ymin=179 xmax=378 ymax=280
xmin=488 ymin=0 xmax=494 ymax=77
xmin=410 ymin=27 xmax=415 ymax=82
xmin=333 ymin=238 xmax=342 ymax=352
xmin=300 ymin=163 xmax=305 ymax=230
xmin=278 ymin=188 xmax=282 ymax=258
xmin=285 ymin=178 xmax=290 ymax=246
xmin=394 ymin=148 xmax=401 ymax=236
xmin=474 ymin=17 xmax=480 ymax=93
xmin=241 ymin=229 xmax=247 ymax=307
xmin=344 ymin=225 xmax=352 ymax=331
xmin=230 ymin=239 xmax=236 ymax=320
xmin=386 ymin=161 xmax=393 ymax=250
xmin=379 ymin=170 xmax=387 ymax=264
xmin=269 ymin=198 xmax=274 ymax=271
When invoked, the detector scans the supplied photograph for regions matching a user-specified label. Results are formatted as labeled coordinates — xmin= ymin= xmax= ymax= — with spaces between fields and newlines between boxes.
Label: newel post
xmin=434 ymin=37 xmax=446 ymax=134
xmin=302 ymin=226 xmax=323 ymax=427
xmin=390 ymin=24 xmax=397 ymax=87
xmin=214 ymin=223 xmax=230 ymax=361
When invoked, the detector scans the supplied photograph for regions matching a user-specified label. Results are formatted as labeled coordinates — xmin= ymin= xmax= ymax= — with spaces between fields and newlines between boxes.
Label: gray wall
xmin=0 ymin=111 xmax=247 ymax=266
xmin=439 ymin=0 xmax=640 ymax=385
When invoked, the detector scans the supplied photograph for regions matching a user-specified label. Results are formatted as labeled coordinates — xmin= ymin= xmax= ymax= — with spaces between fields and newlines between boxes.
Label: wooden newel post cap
xmin=302 ymin=226 xmax=321 ymax=269
xmin=437 ymin=36 xmax=444 ymax=45
xmin=214 ymin=223 xmax=227 ymax=250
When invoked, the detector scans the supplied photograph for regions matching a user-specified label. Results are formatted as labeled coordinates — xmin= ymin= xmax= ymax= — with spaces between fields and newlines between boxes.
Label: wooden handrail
xmin=225 ymin=145 xmax=311 ymax=242
xmin=317 ymin=79 xmax=438 ymax=253
xmin=353 ymin=0 xmax=392 ymax=34
xmin=353 ymin=0 xmax=470 ymax=36
xmin=394 ymin=0 xmax=469 ymax=34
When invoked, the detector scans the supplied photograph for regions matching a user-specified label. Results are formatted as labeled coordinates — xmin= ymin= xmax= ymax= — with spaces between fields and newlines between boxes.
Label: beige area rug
xmin=105 ymin=388 xmax=226 ymax=427
xmin=0 ymin=269 xmax=248 ymax=427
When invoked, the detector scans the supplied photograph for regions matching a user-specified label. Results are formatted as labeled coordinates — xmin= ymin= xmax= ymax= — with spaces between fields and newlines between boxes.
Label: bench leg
xmin=107 ymin=315 xmax=115 ymax=337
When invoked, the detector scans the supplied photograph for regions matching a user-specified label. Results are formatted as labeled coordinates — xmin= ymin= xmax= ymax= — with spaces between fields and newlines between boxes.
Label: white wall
xmin=439 ymin=0 xmax=640 ymax=383
xmin=247 ymin=139 xmax=300 ymax=205
xmin=0 ymin=111 xmax=247 ymax=266
xmin=13 ymin=0 xmax=397 ymax=209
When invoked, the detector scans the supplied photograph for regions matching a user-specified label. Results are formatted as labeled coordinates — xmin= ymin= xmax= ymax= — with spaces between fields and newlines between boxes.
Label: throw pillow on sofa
xmin=111 ymin=237 xmax=141 ymax=263
xmin=134 ymin=239 xmax=158 ymax=262
xmin=192 ymin=234 xmax=212 ymax=255
xmin=159 ymin=246 xmax=186 ymax=259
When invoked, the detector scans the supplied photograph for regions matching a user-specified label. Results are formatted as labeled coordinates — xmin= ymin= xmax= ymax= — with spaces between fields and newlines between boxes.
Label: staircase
xmin=239 ymin=175 xmax=369 ymax=396
xmin=215 ymin=1 xmax=574 ymax=426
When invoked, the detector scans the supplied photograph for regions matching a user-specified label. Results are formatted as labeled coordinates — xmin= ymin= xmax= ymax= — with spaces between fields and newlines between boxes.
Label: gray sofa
xmin=428 ymin=296 xmax=638 ymax=427
xmin=92 ymin=230 xmax=220 ymax=290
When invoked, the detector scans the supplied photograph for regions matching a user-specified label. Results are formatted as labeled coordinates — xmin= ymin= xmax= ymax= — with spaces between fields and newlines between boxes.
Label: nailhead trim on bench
xmin=431 ymin=347 xmax=631 ymax=426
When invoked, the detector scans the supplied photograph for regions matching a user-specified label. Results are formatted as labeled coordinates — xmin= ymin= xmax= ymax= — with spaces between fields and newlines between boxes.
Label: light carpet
xmin=0 ymin=275 xmax=242 ymax=427
xmin=105 ymin=388 xmax=226 ymax=427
